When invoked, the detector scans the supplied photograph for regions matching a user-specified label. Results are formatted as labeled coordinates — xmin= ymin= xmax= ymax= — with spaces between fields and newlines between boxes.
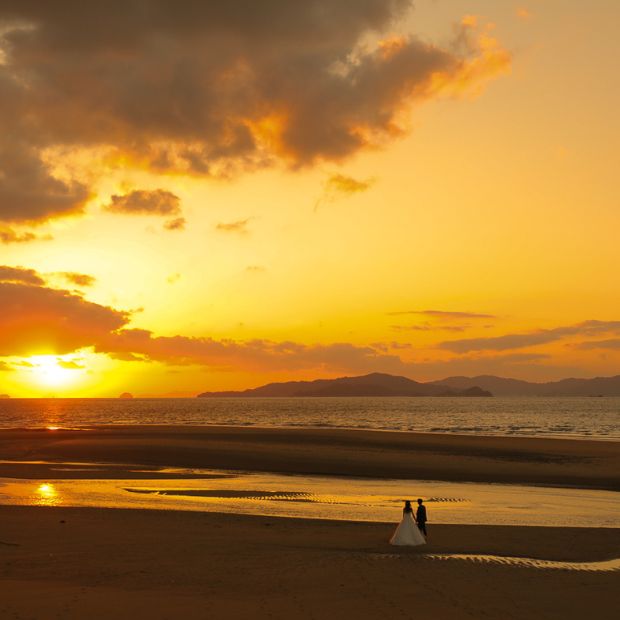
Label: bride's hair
xmin=404 ymin=500 xmax=412 ymax=512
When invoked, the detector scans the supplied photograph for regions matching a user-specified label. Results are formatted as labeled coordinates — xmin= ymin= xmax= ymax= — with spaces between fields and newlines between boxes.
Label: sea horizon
xmin=2 ymin=395 xmax=619 ymax=440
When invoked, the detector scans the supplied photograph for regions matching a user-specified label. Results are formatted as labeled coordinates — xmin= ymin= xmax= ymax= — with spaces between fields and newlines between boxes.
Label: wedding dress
xmin=390 ymin=511 xmax=426 ymax=546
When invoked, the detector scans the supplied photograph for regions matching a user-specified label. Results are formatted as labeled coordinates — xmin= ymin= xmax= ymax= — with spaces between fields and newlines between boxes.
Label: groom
xmin=415 ymin=498 xmax=427 ymax=537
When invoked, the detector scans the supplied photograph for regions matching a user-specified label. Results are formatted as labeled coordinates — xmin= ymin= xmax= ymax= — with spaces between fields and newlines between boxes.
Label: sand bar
xmin=0 ymin=425 xmax=619 ymax=489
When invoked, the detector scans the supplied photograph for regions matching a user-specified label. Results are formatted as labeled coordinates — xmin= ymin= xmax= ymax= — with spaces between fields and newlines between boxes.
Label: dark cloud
xmin=0 ymin=141 xmax=90 ymax=223
xmin=0 ymin=1 xmax=508 ymax=224
xmin=57 ymin=272 xmax=96 ymax=287
xmin=0 ymin=280 xmax=128 ymax=356
xmin=0 ymin=265 xmax=46 ymax=286
xmin=104 ymin=189 xmax=181 ymax=216
xmin=440 ymin=320 xmax=620 ymax=353
xmin=216 ymin=219 xmax=250 ymax=234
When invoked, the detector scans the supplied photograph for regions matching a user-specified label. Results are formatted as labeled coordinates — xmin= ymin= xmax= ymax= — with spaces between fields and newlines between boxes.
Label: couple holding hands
xmin=390 ymin=498 xmax=428 ymax=546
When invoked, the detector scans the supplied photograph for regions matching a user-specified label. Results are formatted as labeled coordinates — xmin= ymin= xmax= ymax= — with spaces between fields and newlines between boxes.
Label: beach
xmin=1 ymin=426 xmax=619 ymax=619
xmin=1 ymin=506 xmax=619 ymax=620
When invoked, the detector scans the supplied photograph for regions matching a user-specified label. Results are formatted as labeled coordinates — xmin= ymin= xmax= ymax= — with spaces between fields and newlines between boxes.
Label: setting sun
xmin=28 ymin=356 xmax=84 ymax=388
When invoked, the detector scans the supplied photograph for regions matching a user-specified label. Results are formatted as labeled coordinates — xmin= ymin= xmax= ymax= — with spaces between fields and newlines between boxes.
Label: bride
xmin=390 ymin=500 xmax=426 ymax=546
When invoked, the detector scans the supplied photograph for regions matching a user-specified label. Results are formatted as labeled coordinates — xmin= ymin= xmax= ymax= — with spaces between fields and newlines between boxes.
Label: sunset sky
xmin=1 ymin=1 xmax=619 ymax=397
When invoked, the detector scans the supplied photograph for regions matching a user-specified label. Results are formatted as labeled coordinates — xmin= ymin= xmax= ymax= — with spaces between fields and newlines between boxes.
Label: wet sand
xmin=1 ymin=425 xmax=619 ymax=489
xmin=0 ymin=506 xmax=618 ymax=620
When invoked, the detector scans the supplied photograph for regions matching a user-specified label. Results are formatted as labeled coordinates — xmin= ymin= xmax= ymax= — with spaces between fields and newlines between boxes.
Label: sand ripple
xmin=372 ymin=552 xmax=620 ymax=572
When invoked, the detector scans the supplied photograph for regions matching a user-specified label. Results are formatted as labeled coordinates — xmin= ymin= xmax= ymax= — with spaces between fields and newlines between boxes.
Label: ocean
xmin=0 ymin=396 xmax=619 ymax=439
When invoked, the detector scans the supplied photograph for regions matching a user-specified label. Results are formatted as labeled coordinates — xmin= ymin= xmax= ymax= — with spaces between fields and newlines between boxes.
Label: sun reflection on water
xmin=36 ymin=483 xmax=60 ymax=506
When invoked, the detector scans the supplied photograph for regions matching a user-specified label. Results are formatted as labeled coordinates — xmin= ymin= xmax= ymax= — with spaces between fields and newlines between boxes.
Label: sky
xmin=1 ymin=0 xmax=619 ymax=397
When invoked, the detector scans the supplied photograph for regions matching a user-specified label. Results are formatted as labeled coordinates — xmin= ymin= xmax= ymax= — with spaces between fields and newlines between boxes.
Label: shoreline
xmin=1 ymin=425 xmax=618 ymax=490
xmin=2 ymin=422 xmax=620 ymax=442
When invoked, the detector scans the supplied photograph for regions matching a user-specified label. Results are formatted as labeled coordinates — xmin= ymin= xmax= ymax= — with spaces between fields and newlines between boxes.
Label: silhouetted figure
xmin=416 ymin=498 xmax=427 ymax=537
xmin=390 ymin=500 xmax=426 ymax=546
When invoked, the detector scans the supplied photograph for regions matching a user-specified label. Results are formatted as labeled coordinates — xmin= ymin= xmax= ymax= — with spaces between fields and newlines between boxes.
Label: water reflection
xmin=0 ymin=469 xmax=617 ymax=527
xmin=36 ymin=482 xmax=60 ymax=506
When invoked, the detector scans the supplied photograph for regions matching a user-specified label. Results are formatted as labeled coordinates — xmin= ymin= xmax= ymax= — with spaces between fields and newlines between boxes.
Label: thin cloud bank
xmin=216 ymin=219 xmax=250 ymax=234
xmin=389 ymin=310 xmax=496 ymax=319
xmin=0 ymin=1 xmax=509 ymax=228
xmin=575 ymin=339 xmax=620 ymax=351
xmin=440 ymin=320 xmax=620 ymax=353
xmin=314 ymin=173 xmax=374 ymax=210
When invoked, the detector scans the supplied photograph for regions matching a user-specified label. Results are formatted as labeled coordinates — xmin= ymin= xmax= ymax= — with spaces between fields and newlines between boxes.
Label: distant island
xmin=198 ymin=372 xmax=620 ymax=398
xmin=430 ymin=374 xmax=620 ymax=396
xmin=198 ymin=372 xmax=492 ymax=398
xmin=0 ymin=393 xmax=10 ymax=399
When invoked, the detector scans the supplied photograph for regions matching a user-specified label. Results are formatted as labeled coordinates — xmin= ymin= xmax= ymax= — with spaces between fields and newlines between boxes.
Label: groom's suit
xmin=416 ymin=504 xmax=427 ymax=536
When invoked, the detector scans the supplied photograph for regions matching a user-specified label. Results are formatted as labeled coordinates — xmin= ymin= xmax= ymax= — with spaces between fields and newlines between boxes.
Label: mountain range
xmin=198 ymin=372 xmax=620 ymax=398
xmin=431 ymin=374 xmax=620 ymax=396
xmin=198 ymin=373 xmax=491 ymax=398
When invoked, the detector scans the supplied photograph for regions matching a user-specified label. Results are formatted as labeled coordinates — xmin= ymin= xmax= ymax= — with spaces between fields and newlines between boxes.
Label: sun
xmin=28 ymin=355 xmax=83 ymax=388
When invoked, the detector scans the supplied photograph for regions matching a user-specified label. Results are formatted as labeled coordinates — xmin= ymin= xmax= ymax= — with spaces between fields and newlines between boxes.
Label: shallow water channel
xmin=1 ymin=463 xmax=619 ymax=528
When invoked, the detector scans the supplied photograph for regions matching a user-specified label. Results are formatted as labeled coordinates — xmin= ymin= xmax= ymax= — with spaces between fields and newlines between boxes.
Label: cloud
xmin=315 ymin=173 xmax=374 ymax=210
xmin=0 ymin=228 xmax=46 ymax=244
xmin=163 ymin=217 xmax=186 ymax=231
xmin=0 ymin=141 xmax=90 ymax=224
xmin=391 ymin=323 xmax=469 ymax=332
xmin=56 ymin=359 xmax=84 ymax=369
xmin=409 ymin=352 xmax=579 ymax=382
xmin=574 ymin=339 xmax=620 ymax=351
xmin=0 ymin=264 xmax=410 ymax=374
xmin=0 ymin=266 xmax=611 ymax=382
xmin=216 ymin=219 xmax=250 ymax=234
xmin=104 ymin=189 xmax=181 ymax=216
xmin=439 ymin=320 xmax=620 ymax=353
xmin=95 ymin=330 xmax=411 ymax=374
xmin=0 ymin=279 xmax=128 ymax=356
xmin=0 ymin=1 xmax=508 ymax=224
xmin=388 ymin=310 xmax=496 ymax=319
xmin=0 ymin=265 xmax=46 ymax=286
xmin=246 ymin=265 xmax=266 ymax=273
xmin=57 ymin=272 xmax=96 ymax=287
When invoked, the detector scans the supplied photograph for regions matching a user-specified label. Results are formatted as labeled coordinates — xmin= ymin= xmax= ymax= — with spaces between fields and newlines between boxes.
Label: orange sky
xmin=1 ymin=1 xmax=619 ymax=396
